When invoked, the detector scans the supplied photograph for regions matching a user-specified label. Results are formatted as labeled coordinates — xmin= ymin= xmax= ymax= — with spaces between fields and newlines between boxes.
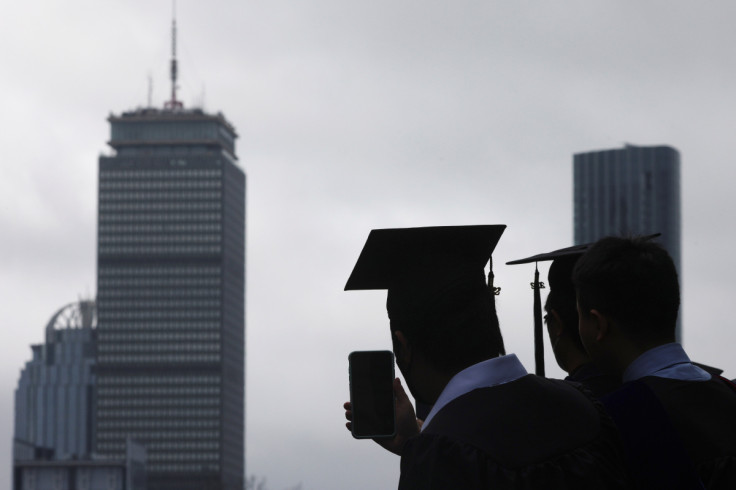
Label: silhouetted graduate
xmin=344 ymin=226 xmax=631 ymax=489
xmin=574 ymin=236 xmax=736 ymax=489
xmin=508 ymin=242 xmax=622 ymax=397
xmin=508 ymin=235 xmax=721 ymax=398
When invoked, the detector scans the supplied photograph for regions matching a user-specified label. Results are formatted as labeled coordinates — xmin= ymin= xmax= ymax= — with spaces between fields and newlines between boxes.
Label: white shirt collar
xmin=622 ymin=342 xmax=711 ymax=383
xmin=422 ymin=353 xmax=527 ymax=430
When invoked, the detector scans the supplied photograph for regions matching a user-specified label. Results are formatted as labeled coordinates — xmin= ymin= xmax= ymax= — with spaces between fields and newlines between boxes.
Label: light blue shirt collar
xmin=622 ymin=343 xmax=711 ymax=383
xmin=422 ymin=353 xmax=527 ymax=430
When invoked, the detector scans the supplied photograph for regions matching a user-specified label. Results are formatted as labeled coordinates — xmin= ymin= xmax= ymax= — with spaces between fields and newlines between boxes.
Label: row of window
xmin=148 ymin=452 xmax=220 ymax=462
xmin=100 ymin=191 xmax=222 ymax=201
xmin=97 ymin=430 xmax=220 ymax=440
xmin=22 ymin=470 xmax=123 ymax=490
xmin=100 ymin=265 xmax=222 ymax=276
xmin=100 ymin=223 xmax=222 ymax=233
xmin=148 ymin=463 xmax=220 ymax=473
xmin=98 ymin=299 xmax=220 ymax=309
xmin=98 ymin=288 xmax=221 ymax=299
xmin=98 ymin=354 xmax=221 ymax=364
xmin=148 ymin=441 xmax=220 ymax=451
xmin=97 ymin=408 xmax=220 ymax=418
xmin=99 ymin=375 xmax=221 ymax=385
xmin=96 ymin=445 xmax=221 ymax=463
xmin=99 ymin=245 xmax=222 ymax=254
xmin=99 ymin=234 xmax=221 ymax=244
xmin=98 ymin=311 xmax=221 ymax=320
xmin=98 ymin=343 xmax=221 ymax=353
xmin=116 ymin=146 xmax=226 ymax=157
xmin=101 ymin=169 xmax=222 ymax=180
xmin=98 ymin=386 xmax=220 ymax=397
xmin=98 ymin=418 xmax=219 ymax=430
xmin=100 ymin=180 xmax=221 ymax=190
xmin=100 ymin=201 xmax=222 ymax=212
xmin=100 ymin=213 xmax=223 ymax=223
xmin=99 ymin=277 xmax=221 ymax=287
xmin=97 ymin=321 xmax=221 ymax=330
xmin=111 ymin=120 xmax=224 ymax=141
xmin=98 ymin=397 xmax=221 ymax=407
xmin=99 ymin=332 xmax=221 ymax=343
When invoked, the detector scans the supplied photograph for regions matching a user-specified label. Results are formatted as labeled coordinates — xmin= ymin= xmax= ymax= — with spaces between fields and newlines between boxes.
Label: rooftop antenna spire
xmin=147 ymin=73 xmax=153 ymax=108
xmin=165 ymin=0 xmax=183 ymax=110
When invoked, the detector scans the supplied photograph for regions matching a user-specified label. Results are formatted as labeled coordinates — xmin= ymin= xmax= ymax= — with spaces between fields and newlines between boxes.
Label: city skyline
xmin=3 ymin=3 xmax=736 ymax=489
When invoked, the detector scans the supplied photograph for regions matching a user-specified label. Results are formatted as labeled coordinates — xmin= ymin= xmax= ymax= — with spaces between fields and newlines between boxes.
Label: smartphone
xmin=348 ymin=350 xmax=396 ymax=439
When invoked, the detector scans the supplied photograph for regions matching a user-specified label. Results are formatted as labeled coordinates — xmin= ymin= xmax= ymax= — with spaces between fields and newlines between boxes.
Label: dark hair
xmin=391 ymin=288 xmax=504 ymax=375
xmin=572 ymin=236 xmax=679 ymax=342
xmin=545 ymin=289 xmax=585 ymax=353
xmin=545 ymin=256 xmax=585 ymax=351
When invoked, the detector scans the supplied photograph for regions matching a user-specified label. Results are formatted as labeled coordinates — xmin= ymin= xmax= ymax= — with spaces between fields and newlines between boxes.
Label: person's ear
xmin=548 ymin=309 xmax=565 ymax=338
xmin=588 ymin=309 xmax=610 ymax=342
xmin=392 ymin=330 xmax=411 ymax=364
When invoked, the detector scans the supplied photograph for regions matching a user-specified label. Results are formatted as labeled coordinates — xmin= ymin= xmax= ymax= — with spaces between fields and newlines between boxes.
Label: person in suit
xmin=573 ymin=235 xmax=736 ymax=489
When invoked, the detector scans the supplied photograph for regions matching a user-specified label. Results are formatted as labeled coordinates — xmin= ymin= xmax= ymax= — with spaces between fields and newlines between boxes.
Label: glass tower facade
xmin=14 ymin=300 xmax=97 ymax=462
xmin=95 ymin=108 xmax=245 ymax=490
xmin=573 ymin=144 xmax=681 ymax=339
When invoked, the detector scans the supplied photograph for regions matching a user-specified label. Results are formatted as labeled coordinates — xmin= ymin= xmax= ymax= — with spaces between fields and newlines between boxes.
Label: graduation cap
xmin=507 ymin=234 xmax=661 ymax=377
xmin=345 ymin=225 xmax=506 ymax=322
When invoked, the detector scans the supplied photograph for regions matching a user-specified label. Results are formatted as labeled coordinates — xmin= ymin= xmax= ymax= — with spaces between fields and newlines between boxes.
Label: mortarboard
xmin=345 ymin=225 xmax=506 ymax=322
xmin=507 ymin=234 xmax=660 ymax=377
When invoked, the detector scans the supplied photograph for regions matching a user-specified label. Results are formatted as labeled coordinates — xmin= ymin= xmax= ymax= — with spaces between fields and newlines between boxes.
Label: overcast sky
xmin=2 ymin=1 xmax=736 ymax=489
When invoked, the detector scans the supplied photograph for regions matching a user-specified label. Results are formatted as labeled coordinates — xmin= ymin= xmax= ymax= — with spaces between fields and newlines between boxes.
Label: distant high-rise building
xmin=573 ymin=143 xmax=681 ymax=339
xmin=13 ymin=300 xmax=148 ymax=490
xmin=14 ymin=300 xmax=97 ymax=461
xmin=94 ymin=106 xmax=245 ymax=489
xmin=93 ymin=17 xmax=246 ymax=490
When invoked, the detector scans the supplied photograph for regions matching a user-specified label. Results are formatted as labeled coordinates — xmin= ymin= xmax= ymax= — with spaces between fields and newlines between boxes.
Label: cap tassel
xmin=487 ymin=263 xmax=501 ymax=297
xmin=533 ymin=264 xmax=545 ymax=377
xmin=488 ymin=258 xmax=506 ymax=356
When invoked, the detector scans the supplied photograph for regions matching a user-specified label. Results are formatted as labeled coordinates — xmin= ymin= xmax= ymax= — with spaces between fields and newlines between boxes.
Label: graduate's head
xmin=543 ymin=256 xmax=588 ymax=371
xmin=507 ymin=243 xmax=591 ymax=376
xmin=345 ymin=225 xmax=507 ymax=386
xmin=387 ymin=271 xmax=504 ymax=375
xmin=546 ymin=256 xmax=583 ymax=338
xmin=573 ymin=235 xmax=679 ymax=350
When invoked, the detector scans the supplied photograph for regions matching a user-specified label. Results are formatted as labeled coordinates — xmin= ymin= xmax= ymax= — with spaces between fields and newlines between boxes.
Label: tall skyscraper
xmin=573 ymin=143 xmax=681 ymax=339
xmin=94 ymin=17 xmax=245 ymax=490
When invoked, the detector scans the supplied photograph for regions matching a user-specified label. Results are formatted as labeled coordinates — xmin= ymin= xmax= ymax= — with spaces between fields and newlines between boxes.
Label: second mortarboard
xmin=345 ymin=225 xmax=506 ymax=322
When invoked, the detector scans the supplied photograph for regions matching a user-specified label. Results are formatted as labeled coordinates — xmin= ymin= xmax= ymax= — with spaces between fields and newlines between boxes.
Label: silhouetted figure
xmin=344 ymin=226 xmax=631 ymax=489
xmin=573 ymin=236 xmax=736 ymax=489
xmin=509 ymin=245 xmax=621 ymax=397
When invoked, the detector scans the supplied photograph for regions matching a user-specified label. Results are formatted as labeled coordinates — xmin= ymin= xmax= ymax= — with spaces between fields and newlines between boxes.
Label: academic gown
xmin=600 ymin=343 xmax=736 ymax=490
xmin=603 ymin=376 xmax=736 ymax=490
xmin=399 ymin=374 xmax=632 ymax=489
xmin=565 ymin=362 xmax=621 ymax=398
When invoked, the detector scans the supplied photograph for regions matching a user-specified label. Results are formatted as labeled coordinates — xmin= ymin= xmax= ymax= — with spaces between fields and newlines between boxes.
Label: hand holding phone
xmin=344 ymin=376 xmax=421 ymax=456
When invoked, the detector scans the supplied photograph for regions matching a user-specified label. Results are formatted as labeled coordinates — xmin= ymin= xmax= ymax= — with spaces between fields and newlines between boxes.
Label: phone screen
xmin=348 ymin=350 xmax=396 ymax=439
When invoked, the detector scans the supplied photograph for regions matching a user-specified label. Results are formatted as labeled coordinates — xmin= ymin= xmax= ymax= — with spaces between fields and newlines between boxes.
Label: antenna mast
xmin=165 ymin=0 xmax=183 ymax=110
xmin=147 ymin=74 xmax=153 ymax=107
